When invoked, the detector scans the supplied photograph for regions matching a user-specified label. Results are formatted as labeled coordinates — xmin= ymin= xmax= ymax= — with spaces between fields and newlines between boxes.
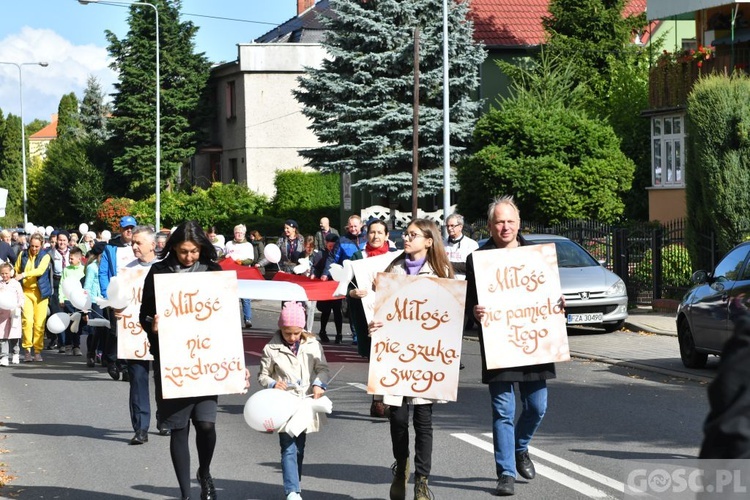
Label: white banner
xmin=367 ymin=273 xmax=466 ymax=401
xmin=155 ymin=271 xmax=247 ymax=399
xmin=116 ymin=266 xmax=153 ymax=360
xmin=472 ymin=244 xmax=570 ymax=370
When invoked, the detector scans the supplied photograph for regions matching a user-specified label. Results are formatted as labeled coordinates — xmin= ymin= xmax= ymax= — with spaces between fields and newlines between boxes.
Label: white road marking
xmin=454 ymin=433 xmax=618 ymax=499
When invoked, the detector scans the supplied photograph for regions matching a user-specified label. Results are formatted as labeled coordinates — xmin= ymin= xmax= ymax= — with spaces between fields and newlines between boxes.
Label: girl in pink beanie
xmin=259 ymin=301 xmax=330 ymax=500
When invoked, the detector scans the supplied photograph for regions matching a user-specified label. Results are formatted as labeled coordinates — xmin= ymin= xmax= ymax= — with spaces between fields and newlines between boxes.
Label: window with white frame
xmin=652 ymin=115 xmax=685 ymax=187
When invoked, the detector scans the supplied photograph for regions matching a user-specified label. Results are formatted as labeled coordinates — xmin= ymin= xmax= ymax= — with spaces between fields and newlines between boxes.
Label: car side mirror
xmin=691 ymin=270 xmax=709 ymax=284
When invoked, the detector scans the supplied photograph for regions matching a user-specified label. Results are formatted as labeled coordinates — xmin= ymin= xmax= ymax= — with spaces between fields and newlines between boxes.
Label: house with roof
xmin=28 ymin=114 xmax=57 ymax=162
xmin=644 ymin=0 xmax=746 ymax=223
xmin=196 ymin=0 xmax=680 ymax=213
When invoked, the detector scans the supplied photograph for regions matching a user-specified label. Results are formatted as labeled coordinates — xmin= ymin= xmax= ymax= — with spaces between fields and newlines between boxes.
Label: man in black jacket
xmin=466 ymin=195 xmax=555 ymax=497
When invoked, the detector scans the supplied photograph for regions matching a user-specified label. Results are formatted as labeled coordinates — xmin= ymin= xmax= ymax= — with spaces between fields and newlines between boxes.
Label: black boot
xmin=319 ymin=332 xmax=330 ymax=343
xmin=197 ymin=470 xmax=216 ymax=500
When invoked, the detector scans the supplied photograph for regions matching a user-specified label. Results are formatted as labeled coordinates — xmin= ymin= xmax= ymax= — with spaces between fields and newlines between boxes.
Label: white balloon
xmin=100 ymin=276 xmax=131 ymax=310
xmin=87 ymin=318 xmax=111 ymax=328
xmin=0 ymin=292 xmax=17 ymax=310
xmin=45 ymin=226 xmax=54 ymax=236
xmin=79 ymin=223 xmax=89 ymax=234
xmin=101 ymin=230 xmax=112 ymax=241
xmin=70 ymin=289 xmax=92 ymax=312
xmin=264 ymin=243 xmax=282 ymax=264
xmin=46 ymin=312 xmax=71 ymax=334
xmin=24 ymin=222 xmax=34 ymax=234
xmin=69 ymin=312 xmax=82 ymax=334
xmin=61 ymin=277 xmax=83 ymax=299
xmin=243 ymin=389 xmax=302 ymax=433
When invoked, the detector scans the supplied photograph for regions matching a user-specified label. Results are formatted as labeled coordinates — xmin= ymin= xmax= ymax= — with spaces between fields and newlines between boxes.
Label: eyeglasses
xmin=446 ymin=224 xmax=462 ymax=229
xmin=403 ymin=232 xmax=426 ymax=241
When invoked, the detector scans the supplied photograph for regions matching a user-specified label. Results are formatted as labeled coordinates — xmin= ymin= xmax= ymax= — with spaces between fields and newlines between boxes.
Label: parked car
xmin=676 ymin=241 xmax=750 ymax=368
xmin=478 ymin=234 xmax=629 ymax=332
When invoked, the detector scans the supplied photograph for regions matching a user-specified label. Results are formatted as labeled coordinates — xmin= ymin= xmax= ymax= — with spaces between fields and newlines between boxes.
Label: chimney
xmin=297 ymin=0 xmax=315 ymax=15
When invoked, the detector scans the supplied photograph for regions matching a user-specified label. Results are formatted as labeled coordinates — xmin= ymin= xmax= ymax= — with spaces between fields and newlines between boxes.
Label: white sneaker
xmin=11 ymin=354 xmax=19 ymax=364
xmin=286 ymin=492 xmax=302 ymax=500
xmin=0 ymin=357 xmax=8 ymax=367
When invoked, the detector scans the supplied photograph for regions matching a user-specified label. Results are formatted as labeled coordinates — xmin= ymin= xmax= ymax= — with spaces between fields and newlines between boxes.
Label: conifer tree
xmin=295 ymin=0 xmax=484 ymax=200
xmin=80 ymin=75 xmax=112 ymax=143
xmin=57 ymin=92 xmax=83 ymax=141
xmin=0 ymin=114 xmax=24 ymax=220
xmin=105 ymin=0 xmax=211 ymax=198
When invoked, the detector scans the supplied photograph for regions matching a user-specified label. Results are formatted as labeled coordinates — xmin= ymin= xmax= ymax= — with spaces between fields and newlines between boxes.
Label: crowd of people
xmin=0 ymin=200 xmax=559 ymax=500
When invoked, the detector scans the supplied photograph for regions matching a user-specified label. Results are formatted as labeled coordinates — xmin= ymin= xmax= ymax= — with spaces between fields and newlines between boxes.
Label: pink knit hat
xmin=278 ymin=301 xmax=306 ymax=329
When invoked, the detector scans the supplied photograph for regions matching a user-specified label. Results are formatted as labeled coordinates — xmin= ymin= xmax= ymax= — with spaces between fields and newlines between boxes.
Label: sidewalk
xmin=624 ymin=307 xmax=677 ymax=337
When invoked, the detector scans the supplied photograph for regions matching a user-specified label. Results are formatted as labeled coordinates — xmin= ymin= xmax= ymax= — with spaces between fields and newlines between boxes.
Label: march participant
xmin=224 ymin=224 xmax=254 ymax=329
xmin=99 ymin=215 xmax=136 ymax=381
xmin=465 ymin=195 xmax=555 ymax=497
xmin=443 ymin=213 xmax=478 ymax=279
xmin=14 ymin=233 xmax=52 ymax=362
xmin=368 ymin=218 xmax=453 ymax=500
xmin=140 ymin=220 xmax=249 ymax=500
xmin=117 ymin=226 xmax=163 ymax=445
xmin=258 ymin=301 xmax=330 ymax=500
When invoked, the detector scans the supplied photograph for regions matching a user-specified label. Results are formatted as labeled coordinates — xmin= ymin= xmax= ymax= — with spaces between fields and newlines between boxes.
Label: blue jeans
xmin=128 ymin=360 xmax=151 ymax=432
xmin=489 ymin=380 xmax=547 ymax=478
xmin=279 ymin=432 xmax=306 ymax=495
xmin=241 ymin=299 xmax=252 ymax=322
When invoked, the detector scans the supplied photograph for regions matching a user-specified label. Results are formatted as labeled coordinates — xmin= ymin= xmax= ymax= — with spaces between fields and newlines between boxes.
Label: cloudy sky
xmin=0 ymin=0 xmax=299 ymax=123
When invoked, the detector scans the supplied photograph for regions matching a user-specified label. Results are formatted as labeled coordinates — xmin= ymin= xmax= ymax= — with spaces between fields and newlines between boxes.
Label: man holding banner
xmin=118 ymin=226 xmax=161 ymax=445
xmin=466 ymin=196 xmax=565 ymax=497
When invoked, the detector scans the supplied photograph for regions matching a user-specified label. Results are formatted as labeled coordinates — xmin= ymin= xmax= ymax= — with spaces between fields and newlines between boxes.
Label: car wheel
xmin=678 ymin=320 xmax=708 ymax=369
xmin=602 ymin=320 xmax=624 ymax=333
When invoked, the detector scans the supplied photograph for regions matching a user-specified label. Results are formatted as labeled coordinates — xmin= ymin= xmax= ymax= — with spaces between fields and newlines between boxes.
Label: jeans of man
xmin=241 ymin=299 xmax=252 ymax=323
xmin=489 ymin=380 xmax=548 ymax=478
xmin=128 ymin=359 xmax=151 ymax=432
xmin=279 ymin=431 xmax=307 ymax=495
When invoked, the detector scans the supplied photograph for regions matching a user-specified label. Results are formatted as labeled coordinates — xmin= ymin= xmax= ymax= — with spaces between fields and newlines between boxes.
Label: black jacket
xmin=139 ymin=257 xmax=222 ymax=360
xmin=465 ymin=235 xmax=556 ymax=384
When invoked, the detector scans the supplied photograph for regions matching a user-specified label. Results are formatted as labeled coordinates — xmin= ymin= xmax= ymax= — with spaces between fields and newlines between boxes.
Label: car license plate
xmin=567 ymin=313 xmax=603 ymax=324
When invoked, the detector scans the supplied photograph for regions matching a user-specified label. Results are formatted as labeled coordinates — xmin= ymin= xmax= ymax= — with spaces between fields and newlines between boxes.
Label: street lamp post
xmin=78 ymin=0 xmax=161 ymax=230
xmin=0 ymin=61 xmax=49 ymax=227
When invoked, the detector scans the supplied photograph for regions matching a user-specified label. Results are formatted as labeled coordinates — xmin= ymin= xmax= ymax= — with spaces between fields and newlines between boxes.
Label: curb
xmin=570 ymin=352 xmax=713 ymax=385
xmin=624 ymin=320 xmax=676 ymax=338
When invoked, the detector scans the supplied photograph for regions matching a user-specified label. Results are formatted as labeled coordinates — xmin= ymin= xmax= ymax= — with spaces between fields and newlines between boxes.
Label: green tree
xmin=542 ymin=0 xmax=651 ymax=220
xmin=685 ymin=74 xmax=750 ymax=267
xmin=106 ymin=0 xmax=211 ymax=198
xmin=80 ymin=75 xmax=112 ymax=142
xmin=26 ymin=118 xmax=48 ymax=137
xmin=458 ymin=59 xmax=634 ymax=223
xmin=0 ymin=114 xmax=24 ymax=223
xmin=295 ymin=0 xmax=485 ymax=200
xmin=57 ymin=92 xmax=82 ymax=141
xmin=29 ymin=137 xmax=105 ymax=226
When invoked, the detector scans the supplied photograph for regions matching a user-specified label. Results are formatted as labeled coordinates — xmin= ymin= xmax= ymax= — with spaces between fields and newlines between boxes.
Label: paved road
xmin=0 ymin=306 xmax=714 ymax=499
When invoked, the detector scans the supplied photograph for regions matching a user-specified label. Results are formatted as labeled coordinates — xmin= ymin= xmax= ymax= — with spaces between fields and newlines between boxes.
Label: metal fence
xmin=464 ymin=218 xmax=729 ymax=306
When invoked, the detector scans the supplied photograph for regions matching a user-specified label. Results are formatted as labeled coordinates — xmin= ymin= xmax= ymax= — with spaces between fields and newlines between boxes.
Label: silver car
xmin=524 ymin=234 xmax=629 ymax=332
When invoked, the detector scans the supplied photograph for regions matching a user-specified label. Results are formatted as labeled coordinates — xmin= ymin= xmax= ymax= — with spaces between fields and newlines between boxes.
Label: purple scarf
xmin=404 ymin=256 xmax=427 ymax=275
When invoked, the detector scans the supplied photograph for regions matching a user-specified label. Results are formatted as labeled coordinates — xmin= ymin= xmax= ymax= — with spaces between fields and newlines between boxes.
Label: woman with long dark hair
xmin=139 ymin=220 xmax=225 ymax=500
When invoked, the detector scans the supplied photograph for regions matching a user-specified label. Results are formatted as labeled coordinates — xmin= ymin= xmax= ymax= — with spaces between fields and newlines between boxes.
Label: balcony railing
xmin=648 ymin=47 xmax=750 ymax=109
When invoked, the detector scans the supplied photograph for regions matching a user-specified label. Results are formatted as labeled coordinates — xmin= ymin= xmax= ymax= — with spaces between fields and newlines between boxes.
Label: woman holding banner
xmin=348 ymin=219 xmax=393 ymax=417
xmin=369 ymin=218 xmax=453 ymax=500
xmin=139 ymin=220 xmax=224 ymax=500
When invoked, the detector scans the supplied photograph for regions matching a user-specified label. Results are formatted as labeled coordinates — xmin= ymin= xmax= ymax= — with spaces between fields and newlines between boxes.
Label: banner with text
xmin=116 ymin=266 xmax=153 ymax=361
xmin=368 ymin=273 xmax=466 ymax=401
xmin=346 ymin=250 xmax=403 ymax=323
xmin=155 ymin=271 xmax=247 ymax=399
xmin=473 ymin=244 xmax=570 ymax=369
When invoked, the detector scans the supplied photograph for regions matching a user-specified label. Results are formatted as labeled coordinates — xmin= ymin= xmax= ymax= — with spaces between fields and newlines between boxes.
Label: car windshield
xmin=530 ymin=239 xmax=600 ymax=268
